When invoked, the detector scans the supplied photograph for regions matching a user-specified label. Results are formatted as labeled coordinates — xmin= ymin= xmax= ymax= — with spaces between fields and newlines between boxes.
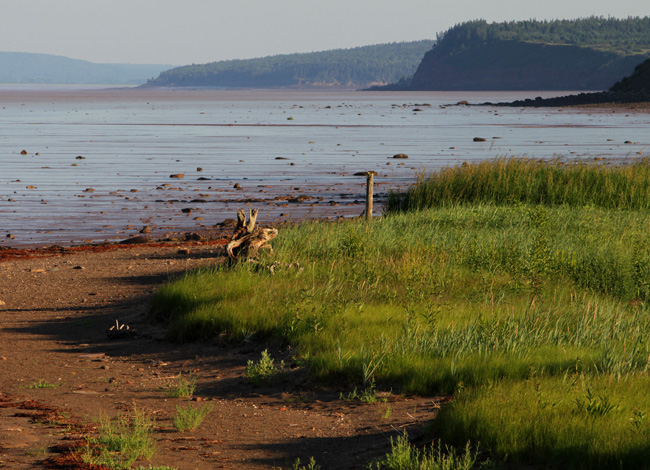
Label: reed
xmin=386 ymin=157 xmax=650 ymax=212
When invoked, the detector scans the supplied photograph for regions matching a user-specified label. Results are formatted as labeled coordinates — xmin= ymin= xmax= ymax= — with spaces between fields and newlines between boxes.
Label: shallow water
xmin=1 ymin=88 xmax=649 ymax=247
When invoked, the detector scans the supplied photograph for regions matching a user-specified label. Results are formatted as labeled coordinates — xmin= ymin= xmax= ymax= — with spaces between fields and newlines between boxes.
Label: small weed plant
xmin=245 ymin=349 xmax=284 ymax=386
xmin=369 ymin=434 xmax=483 ymax=470
xmin=173 ymin=402 xmax=213 ymax=432
xmin=82 ymin=405 xmax=156 ymax=469
xmin=133 ymin=466 xmax=178 ymax=470
xmin=27 ymin=378 xmax=59 ymax=389
xmin=340 ymin=383 xmax=385 ymax=404
xmin=162 ymin=373 xmax=196 ymax=398
xmin=293 ymin=456 xmax=320 ymax=470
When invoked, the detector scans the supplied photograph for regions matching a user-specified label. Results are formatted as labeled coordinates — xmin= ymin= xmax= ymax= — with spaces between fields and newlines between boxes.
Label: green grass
xmin=386 ymin=157 xmax=650 ymax=212
xmin=173 ymin=403 xmax=213 ymax=432
xmin=161 ymin=373 xmax=196 ymax=398
xmin=293 ymin=457 xmax=321 ymax=470
xmin=26 ymin=378 xmax=59 ymax=389
xmin=151 ymin=158 xmax=650 ymax=469
xmin=245 ymin=349 xmax=285 ymax=386
xmin=369 ymin=435 xmax=483 ymax=470
xmin=432 ymin=374 xmax=650 ymax=469
xmin=82 ymin=405 xmax=156 ymax=469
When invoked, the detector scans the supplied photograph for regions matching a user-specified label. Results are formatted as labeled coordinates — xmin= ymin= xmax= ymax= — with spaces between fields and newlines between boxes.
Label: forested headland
xmin=144 ymin=41 xmax=434 ymax=89
xmin=374 ymin=17 xmax=650 ymax=91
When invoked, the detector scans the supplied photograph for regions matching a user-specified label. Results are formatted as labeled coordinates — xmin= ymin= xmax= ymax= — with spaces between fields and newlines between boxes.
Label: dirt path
xmin=0 ymin=242 xmax=441 ymax=470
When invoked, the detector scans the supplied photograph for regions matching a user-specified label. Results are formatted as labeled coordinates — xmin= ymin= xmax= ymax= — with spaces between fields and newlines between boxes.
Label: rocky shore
xmin=481 ymin=90 xmax=650 ymax=108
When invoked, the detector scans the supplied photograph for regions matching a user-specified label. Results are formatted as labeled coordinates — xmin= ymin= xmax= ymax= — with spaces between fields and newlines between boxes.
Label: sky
xmin=1 ymin=0 xmax=648 ymax=66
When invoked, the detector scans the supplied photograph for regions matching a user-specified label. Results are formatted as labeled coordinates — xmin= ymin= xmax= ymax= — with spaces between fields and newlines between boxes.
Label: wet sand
xmin=2 ymin=87 xmax=649 ymax=247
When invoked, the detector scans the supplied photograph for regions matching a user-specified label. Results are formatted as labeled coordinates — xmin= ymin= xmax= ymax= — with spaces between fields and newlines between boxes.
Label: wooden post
xmin=354 ymin=171 xmax=377 ymax=219
xmin=366 ymin=172 xmax=374 ymax=220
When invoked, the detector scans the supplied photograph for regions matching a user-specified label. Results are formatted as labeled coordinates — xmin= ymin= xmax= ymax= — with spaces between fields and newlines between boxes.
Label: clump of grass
xmin=82 ymin=405 xmax=156 ymax=469
xmin=133 ymin=466 xmax=178 ymax=470
xmin=173 ymin=402 xmax=213 ymax=432
xmin=369 ymin=434 xmax=482 ymax=470
xmin=387 ymin=157 xmax=650 ymax=212
xmin=245 ymin=349 xmax=284 ymax=386
xmin=26 ymin=378 xmax=59 ymax=389
xmin=340 ymin=383 xmax=385 ymax=404
xmin=162 ymin=373 xmax=196 ymax=398
xmin=293 ymin=457 xmax=320 ymax=470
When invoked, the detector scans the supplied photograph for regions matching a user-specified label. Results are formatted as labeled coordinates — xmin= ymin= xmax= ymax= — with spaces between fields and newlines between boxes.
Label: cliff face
xmin=610 ymin=58 xmax=650 ymax=92
xmin=409 ymin=40 xmax=646 ymax=91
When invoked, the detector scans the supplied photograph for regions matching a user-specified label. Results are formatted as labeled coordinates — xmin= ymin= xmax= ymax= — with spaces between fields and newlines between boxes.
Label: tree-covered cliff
xmin=378 ymin=17 xmax=650 ymax=91
xmin=145 ymin=41 xmax=434 ymax=88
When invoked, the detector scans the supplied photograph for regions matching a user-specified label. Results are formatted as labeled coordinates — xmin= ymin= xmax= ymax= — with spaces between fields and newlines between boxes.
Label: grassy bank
xmin=386 ymin=157 xmax=650 ymax=212
xmin=152 ymin=158 xmax=650 ymax=469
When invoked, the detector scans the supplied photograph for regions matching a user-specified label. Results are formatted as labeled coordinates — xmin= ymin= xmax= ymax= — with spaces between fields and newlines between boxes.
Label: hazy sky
xmin=2 ymin=0 xmax=648 ymax=65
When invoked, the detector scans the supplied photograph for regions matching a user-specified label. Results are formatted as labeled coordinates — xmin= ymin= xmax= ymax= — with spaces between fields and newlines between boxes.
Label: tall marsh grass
xmin=151 ymin=159 xmax=650 ymax=469
xmin=387 ymin=157 xmax=650 ymax=212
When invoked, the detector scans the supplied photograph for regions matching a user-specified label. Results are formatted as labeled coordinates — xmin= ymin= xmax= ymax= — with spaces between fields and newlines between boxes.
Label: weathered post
xmin=366 ymin=172 xmax=374 ymax=220
xmin=355 ymin=171 xmax=377 ymax=219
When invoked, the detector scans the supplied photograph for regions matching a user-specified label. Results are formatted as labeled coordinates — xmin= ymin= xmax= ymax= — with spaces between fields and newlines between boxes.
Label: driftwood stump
xmin=226 ymin=208 xmax=278 ymax=259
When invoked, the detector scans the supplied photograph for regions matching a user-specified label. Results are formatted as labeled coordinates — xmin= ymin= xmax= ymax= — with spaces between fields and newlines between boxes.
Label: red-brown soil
xmin=0 ymin=241 xmax=442 ymax=470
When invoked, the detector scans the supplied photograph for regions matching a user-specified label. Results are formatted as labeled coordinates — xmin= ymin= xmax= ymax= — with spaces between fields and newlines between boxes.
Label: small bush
xmin=173 ymin=402 xmax=213 ymax=432
xmin=162 ymin=373 xmax=196 ymax=398
xmin=245 ymin=350 xmax=284 ymax=386
xmin=82 ymin=405 xmax=155 ymax=468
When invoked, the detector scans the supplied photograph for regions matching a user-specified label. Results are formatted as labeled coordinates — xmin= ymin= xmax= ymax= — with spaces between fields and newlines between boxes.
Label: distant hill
xmin=145 ymin=41 xmax=434 ymax=89
xmin=373 ymin=17 xmax=650 ymax=91
xmin=0 ymin=52 xmax=174 ymax=85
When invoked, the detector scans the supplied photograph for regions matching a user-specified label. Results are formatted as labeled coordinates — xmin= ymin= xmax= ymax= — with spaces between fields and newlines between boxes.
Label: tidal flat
xmin=1 ymin=87 xmax=649 ymax=247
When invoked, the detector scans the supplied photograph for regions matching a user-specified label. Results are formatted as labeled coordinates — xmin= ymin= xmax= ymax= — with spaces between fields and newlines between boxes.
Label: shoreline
xmin=3 ymin=88 xmax=650 ymax=248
